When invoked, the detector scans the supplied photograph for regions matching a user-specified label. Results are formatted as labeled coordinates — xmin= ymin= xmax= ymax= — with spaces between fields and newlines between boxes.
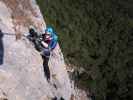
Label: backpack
xmin=49 ymin=32 xmax=58 ymax=50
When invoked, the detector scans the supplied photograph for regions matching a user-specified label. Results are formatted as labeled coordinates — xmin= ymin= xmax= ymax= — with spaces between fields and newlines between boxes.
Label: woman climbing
xmin=41 ymin=26 xmax=58 ymax=82
xmin=28 ymin=26 xmax=58 ymax=82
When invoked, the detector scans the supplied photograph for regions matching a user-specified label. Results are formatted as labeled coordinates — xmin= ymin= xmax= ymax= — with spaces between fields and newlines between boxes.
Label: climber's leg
xmin=42 ymin=55 xmax=50 ymax=82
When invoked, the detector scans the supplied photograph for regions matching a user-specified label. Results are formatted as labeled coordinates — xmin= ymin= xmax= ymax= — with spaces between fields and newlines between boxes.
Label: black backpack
xmin=28 ymin=28 xmax=43 ymax=52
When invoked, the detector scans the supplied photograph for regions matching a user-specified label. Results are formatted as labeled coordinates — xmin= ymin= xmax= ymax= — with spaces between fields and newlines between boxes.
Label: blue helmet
xmin=45 ymin=26 xmax=53 ymax=34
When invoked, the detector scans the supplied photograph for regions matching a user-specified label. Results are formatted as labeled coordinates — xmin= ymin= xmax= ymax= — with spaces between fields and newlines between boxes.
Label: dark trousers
xmin=42 ymin=55 xmax=50 ymax=82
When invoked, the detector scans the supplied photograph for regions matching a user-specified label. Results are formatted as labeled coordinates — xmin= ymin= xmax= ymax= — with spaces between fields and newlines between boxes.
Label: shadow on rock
xmin=0 ymin=30 xmax=4 ymax=65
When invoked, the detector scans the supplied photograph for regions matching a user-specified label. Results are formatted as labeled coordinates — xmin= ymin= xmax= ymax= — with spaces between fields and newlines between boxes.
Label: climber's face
xmin=46 ymin=34 xmax=51 ymax=38
xmin=44 ymin=33 xmax=51 ymax=40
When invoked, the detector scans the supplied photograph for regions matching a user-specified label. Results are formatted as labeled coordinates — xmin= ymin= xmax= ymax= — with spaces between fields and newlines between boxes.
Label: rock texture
xmin=0 ymin=0 xmax=89 ymax=100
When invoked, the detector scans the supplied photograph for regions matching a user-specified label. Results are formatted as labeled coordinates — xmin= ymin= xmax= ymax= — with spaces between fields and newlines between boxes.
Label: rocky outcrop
xmin=0 ymin=0 xmax=89 ymax=100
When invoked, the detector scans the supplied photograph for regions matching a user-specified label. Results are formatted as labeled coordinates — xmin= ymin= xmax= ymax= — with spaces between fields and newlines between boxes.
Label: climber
xmin=28 ymin=26 xmax=58 ymax=82
xmin=41 ymin=26 xmax=58 ymax=82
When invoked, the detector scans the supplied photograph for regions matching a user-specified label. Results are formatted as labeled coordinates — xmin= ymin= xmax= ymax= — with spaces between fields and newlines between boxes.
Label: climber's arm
xmin=41 ymin=41 xmax=48 ymax=48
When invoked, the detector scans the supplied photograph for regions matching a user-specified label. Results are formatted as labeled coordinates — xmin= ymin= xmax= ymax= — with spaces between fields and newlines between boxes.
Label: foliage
xmin=37 ymin=0 xmax=133 ymax=100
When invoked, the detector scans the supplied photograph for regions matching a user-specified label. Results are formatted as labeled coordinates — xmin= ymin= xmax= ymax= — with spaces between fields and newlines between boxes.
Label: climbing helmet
xmin=45 ymin=26 xmax=53 ymax=35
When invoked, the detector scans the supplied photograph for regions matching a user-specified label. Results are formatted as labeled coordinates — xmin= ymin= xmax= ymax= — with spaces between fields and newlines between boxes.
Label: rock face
xmin=0 ymin=0 xmax=89 ymax=100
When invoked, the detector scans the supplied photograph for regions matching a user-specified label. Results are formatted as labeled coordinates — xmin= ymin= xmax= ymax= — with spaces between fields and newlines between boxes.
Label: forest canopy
xmin=37 ymin=0 xmax=133 ymax=100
